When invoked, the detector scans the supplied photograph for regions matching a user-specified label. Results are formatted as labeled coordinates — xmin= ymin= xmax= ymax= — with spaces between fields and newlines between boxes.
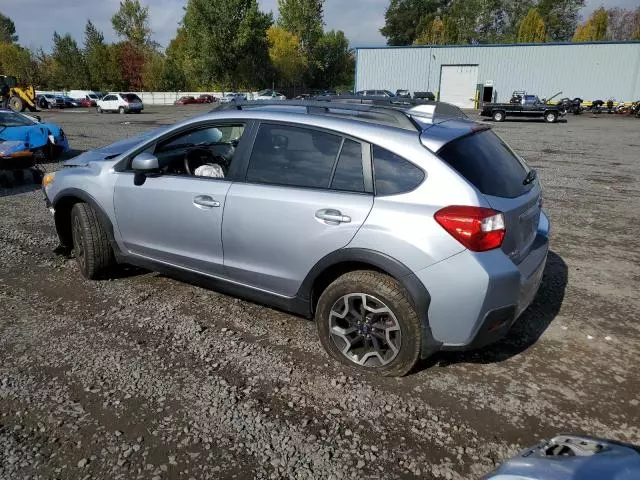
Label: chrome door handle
xmin=193 ymin=195 xmax=220 ymax=208
xmin=315 ymin=209 xmax=351 ymax=224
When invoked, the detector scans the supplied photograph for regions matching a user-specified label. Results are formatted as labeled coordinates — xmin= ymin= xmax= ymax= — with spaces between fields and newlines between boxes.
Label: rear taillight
xmin=434 ymin=206 xmax=505 ymax=252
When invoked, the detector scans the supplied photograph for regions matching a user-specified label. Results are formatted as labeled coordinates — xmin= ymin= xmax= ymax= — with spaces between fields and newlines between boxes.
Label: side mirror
xmin=131 ymin=152 xmax=160 ymax=186
xmin=131 ymin=152 xmax=159 ymax=171
xmin=35 ymin=115 xmax=42 ymax=123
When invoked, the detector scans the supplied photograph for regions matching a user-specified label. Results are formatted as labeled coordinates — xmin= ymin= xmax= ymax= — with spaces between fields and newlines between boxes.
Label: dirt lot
xmin=1 ymin=106 xmax=639 ymax=479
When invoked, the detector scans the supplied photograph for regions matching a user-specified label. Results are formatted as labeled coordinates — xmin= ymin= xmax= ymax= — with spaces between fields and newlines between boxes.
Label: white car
xmin=218 ymin=92 xmax=247 ymax=104
xmin=254 ymin=89 xmax=286 ymax=101
xmin=96 ymin=93 xmax=144 ymax=114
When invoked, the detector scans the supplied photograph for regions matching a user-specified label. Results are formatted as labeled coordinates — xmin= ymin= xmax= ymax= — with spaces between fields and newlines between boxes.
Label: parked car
xmin=481 ymin=94 xmax=565 ymax=123
xmin=61 ymin=96 xmax=80 ymax=108
xmin=485 ymin=434 xmax=640 ymax=480
xmin=396 ymin=89 xmax=411 ymax=98
xmin=42 ymin=100 xmax=549 ymax=377
xmin=174 ymin=96 xmax=198 ymax=105
xmin=254 ymin=90 xmax=286 ymax=101
xmin=196 ymin=94 xmax=215 ymax=104
xmin=77 ymin=98 xmax=94 ymax=108
xmin=355 ymin=89 xmax=395 ymax=98
xmin=68 ymin=90 xmax=100 ymax=106
xmin=96 ymin=93 xmax=144 ymax=114
xmin=37 ymin=94 xmax=65 ymax=109
xmin=218 ymin=92 xmax=246 ymax=104
xmin=0 ymin=109 xmax=69 ymax=168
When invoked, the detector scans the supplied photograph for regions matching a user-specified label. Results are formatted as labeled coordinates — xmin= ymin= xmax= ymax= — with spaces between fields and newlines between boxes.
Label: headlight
xmin=42 ymin=171 xmax=56 ymax=189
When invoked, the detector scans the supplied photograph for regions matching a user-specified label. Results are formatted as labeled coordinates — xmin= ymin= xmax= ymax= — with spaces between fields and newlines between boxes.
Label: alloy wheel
xmin=328 ymin=293 xmax=402 ymax=367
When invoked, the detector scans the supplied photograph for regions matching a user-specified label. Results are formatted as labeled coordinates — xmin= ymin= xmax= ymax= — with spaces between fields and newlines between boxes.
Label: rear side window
xmin=373 ymin=146 xmax=425 ymax=196
xmin=438 ymin=130 xmax=531 ymax=198
xmin=247 ymin=124 xmax=342 ymax=188
xmin=331 ymin=140 xmax=364 ymax=192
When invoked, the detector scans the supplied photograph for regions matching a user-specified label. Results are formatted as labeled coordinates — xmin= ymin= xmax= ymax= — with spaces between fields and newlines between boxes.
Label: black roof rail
xmin=213 ymin=99 xmax=421 ymax=131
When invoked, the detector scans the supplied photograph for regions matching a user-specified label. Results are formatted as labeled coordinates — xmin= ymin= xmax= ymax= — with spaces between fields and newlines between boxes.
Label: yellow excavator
xmin=0 ymin=75 xmax=38 ymax=112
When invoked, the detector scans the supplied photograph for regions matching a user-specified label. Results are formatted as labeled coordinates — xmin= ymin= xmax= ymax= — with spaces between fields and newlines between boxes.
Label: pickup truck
xmin=480 ymin=94 xmax=565 ymax=123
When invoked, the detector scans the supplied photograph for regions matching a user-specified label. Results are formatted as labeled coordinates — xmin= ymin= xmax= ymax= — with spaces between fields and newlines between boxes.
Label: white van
xmin=68 ymin=90 xmax=100 ymax=104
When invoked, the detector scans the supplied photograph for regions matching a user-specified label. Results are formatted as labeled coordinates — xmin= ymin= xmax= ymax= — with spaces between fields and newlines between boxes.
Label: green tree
xmin=517 ymin=8 xmax=546 ymax=42
xmin=0 ymin=12 xmax=18 ymax=43
xmin=573 ymin=7 xmax=608 ymax=41
xmin=380 ymin=0 xmax=445 ymax=45
xmin=414 ymin=16 xmax=446 ymax=45
xmin=538 ymin=0 xmax=585 ymax=41
xmin=183 ymin=0 xmax=273 ymax=90
xmin=51 ymin=32 xmax=89 ymax=89
xmin=165 ymin=28 xmax=192 ymax=90
xmin=309 ymin=30 xmax=353 ymax=89
xmin=142 ymin=52 xmax=166 ymax=91
xmin=0 ymin=43 xmax=34 ymax=81
xmin=267 ymin=26 xmax=307 ymax=86
xmin=111 ymin=0 xmax=152 ymax=46
xmin=277 ymin=0 xmax=324 ymax=52
xmin=84 ymin=21 xmax=111 ymax=90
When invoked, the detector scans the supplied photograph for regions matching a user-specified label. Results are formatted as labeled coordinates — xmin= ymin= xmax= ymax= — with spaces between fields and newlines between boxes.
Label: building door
xmin=439 ymin=65 xmax=479 ymax=109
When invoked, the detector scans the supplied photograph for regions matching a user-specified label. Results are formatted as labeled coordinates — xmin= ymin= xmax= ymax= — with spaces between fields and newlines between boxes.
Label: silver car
xmin=42 ymin=100 xmax=549 ymax=377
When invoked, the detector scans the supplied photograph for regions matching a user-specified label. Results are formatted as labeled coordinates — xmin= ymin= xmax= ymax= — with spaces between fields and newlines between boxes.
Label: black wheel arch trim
xmin=52 ymin=188 xmax=122 ymax=257
xmin=298 ymin=248 xmax=442 ymax=359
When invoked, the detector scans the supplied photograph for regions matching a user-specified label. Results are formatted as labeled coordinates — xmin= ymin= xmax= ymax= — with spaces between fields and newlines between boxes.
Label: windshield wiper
xmin=523 ymin=169 xmax=537 ymax=185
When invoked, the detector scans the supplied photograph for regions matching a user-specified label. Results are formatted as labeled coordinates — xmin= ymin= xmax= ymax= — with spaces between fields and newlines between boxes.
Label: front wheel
xmin=316 ymin=270 xmax=422 ymax=377
xmin=97 ymin=106 xmax=103 ymax=114
xmin=544 ymin=111 xmax=558 ymax=123
xmin=8 ymin=96 xmax=24 ymax=112
xmin=70 ymin=203 xmax=115 ymax=279
xmin=492 ymin=110 xmax=505 ymax=122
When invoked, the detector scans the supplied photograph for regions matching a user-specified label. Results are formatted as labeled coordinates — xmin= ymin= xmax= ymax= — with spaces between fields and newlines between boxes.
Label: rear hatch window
xmin=125 ymin=94 xmax=142 ymax=102
xmin=437 ymin=129 xmax=532 ymax=198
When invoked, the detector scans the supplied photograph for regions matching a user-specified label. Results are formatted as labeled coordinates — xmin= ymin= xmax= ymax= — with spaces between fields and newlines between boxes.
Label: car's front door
xmin=222 ymin=123 xmax=374 ymax=297
xmin=113 ymin=122 xmax=249 ymax=276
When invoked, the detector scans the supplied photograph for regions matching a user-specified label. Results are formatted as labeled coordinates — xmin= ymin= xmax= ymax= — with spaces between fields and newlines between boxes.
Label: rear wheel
xmin=316 ymin=270 xmax=422 ymax=377
xmin=544 ymin=111 xmax=558 ymax=123
xmin=118 ymin=106 xmax=125 ymax=114
xmin=492 ymin=110 xmax=505 ymax=122
xmin=8 ymin=96 xmax=24 ymax=112
xmin=70 ymin=203 xmax=115 ymax=280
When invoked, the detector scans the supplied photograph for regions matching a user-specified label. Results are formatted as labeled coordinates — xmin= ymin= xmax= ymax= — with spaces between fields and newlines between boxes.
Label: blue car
xmin=0 ymin=109 xmax=69 ymax=169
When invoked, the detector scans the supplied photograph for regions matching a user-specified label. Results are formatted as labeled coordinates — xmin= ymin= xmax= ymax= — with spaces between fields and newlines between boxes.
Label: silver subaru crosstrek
xmin=43 ymin=100 xmax=549 ymax=376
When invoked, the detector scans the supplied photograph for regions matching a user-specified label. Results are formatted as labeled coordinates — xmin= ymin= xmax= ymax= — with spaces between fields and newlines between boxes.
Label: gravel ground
xmin=1 ymin=106 xmax=639 ymax=479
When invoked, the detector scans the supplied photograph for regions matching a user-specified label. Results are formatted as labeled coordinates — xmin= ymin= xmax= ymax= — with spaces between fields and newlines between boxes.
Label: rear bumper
xmin=415 ymin=211 xmax=550 ymax=348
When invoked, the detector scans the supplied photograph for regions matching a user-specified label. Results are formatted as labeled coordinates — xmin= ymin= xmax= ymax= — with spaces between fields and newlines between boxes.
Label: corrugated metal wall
xmin=356 ymin=42 xmax=640 ymax=102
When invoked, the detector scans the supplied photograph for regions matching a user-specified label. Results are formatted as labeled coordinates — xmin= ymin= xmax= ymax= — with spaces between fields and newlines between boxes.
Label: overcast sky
xmin=3 ymin=0 xmax=638 ymax=52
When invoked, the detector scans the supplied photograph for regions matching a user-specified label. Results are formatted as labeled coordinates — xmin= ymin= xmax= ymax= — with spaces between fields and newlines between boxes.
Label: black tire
xmin=8 ymin=96 xmax=24 ymax=112
xmin=492 ymin=110 xmax=505 ymax=122
xmin=316 ymin=270 xmax=422 ymax=377
xmin=118 ymin=106 xmax=125 ymax=114
xmin=70 ymin=203 xmax=115 ymax=279
xmin=544 ymin=110 xmax=558 ymax=123
xmin=97 ymin=106 xmax=103 ymax=114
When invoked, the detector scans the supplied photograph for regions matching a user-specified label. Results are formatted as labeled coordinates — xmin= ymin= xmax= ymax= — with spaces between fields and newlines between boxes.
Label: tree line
xmin=0 ymin=0 xmax=354 ymax=92
xmin=380 ymin=0 xmax=640 ymax=45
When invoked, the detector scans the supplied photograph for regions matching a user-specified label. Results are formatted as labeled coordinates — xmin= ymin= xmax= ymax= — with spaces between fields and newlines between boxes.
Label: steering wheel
xmin=183 ymin=148 xmax=229 ymax=176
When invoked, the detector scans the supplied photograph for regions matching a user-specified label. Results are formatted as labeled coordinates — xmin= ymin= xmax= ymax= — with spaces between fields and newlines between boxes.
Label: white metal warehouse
xmin=355 ymin=41 xmax=640 ymax=108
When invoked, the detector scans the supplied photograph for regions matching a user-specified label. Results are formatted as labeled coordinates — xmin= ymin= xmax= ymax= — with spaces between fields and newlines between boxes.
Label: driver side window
xmin=153 ymin=124 xmax=245 ymax=179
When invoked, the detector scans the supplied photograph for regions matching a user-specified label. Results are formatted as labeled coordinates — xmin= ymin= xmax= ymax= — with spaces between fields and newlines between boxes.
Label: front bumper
xmin=415 ymin=211 xmax=550 ymax=348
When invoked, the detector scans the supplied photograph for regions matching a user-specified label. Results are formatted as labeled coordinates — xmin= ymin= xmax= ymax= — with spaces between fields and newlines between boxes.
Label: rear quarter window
xmin=373 ymin=146 xmax=425 ymax=196
xmin=437 ymin=130 xmax=531 ymax=198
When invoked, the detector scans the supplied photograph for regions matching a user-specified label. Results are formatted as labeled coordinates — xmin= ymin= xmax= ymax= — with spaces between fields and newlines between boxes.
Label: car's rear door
xmin=222 ymin=122 xmax=374 ymax=297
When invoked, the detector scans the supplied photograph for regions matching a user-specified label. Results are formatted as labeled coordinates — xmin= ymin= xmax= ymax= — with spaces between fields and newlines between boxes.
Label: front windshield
xmin=259 ymin=90 xmax=272 ymax=96
xmin=0 ymin=111 xmax=36 ymax=127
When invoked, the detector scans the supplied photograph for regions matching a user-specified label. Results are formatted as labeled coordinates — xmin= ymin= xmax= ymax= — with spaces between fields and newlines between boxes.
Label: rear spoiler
xmin=420 ymin=119 xmax=491 ymax=153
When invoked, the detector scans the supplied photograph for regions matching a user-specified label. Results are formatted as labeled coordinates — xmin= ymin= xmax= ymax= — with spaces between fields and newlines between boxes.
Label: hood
xmin=0 ymin=124 xmax=49 ymax=150
xmin=64 ymin=125 xmax=170 ymax=166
